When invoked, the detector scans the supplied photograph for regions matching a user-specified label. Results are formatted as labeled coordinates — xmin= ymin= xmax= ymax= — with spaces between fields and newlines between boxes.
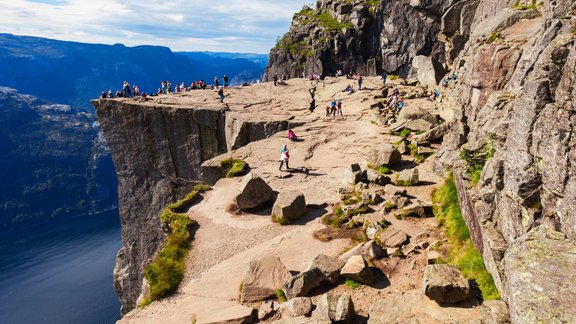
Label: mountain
xmin=0 ymin=34 xmax=268 ymax=111
xmin=0 ymin=87 xmax=117 ymax=232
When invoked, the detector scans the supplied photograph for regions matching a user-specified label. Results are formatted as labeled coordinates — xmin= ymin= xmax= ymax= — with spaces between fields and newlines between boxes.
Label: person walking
xmin=279 ymin=144 xmax=290 ymax=171
xmin=381 ymin=71 xmax=387 ymax=85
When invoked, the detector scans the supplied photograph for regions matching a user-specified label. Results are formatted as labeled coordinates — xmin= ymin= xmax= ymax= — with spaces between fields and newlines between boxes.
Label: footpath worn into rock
xmin=118 ymin=77 xmax=479 ymax=323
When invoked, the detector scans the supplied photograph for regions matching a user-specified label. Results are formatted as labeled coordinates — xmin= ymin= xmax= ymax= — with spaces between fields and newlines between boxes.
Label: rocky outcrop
xmin=241 ymin=255 xmax=292 ymax=303
xmin=422 ymin=264 xmax=470 ymax=303
xmin=265 ymin=0 xmax=449 ymax=79
xmin=434 ymin=0 xmax=576 ymax=320
xmin=94 ymin=98 xmax=297 ymax=314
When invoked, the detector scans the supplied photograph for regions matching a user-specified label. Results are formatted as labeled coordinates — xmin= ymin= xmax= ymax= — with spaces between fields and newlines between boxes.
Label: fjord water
xmin=0 ymin=210 xmax=122 ymax=324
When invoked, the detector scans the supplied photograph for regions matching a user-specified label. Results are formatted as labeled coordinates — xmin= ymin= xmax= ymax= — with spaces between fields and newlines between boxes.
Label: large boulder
xmin=422 ymin=264 xmax=470 ymax=303
xmin=279 ymin=297 xmax=313 ymax=318
xmin=395 ymin=168 xmax=419 ymax=186
xmin=397 ymin=106 xmax=438 ymax=125
xmin=413 ymin=122 xmax=451 ymax=143
xmin=241 ymin=255 xmax=292 ymax=303
xmin=367 ymin=144 xmax=401 ymax=167
xmin=271 ymin=191 xmax=307 ymax=224
xmin=404 ymin=119 xmax=434 ymax=132
xmin=342 ymin=163 xmax=364 ymax=184
xmin=313 ymin=293 xmax=354 ymax=323
xmin=503 ymin=226 xmax=576 ymax=323
xmin=340 ymin=255 xmax=374 ymax=285
xmin=282 ymin=268 xmax=324 ymax=299
xmin=411 ymin=55 xmax=446 ymax=89
xmin=235 ymin=172 xmax=274 ymax=210
xmin=339 ymin=240 xmax=385 ymax=261
xmin=306 ymin=254 xmax=346 ymax=285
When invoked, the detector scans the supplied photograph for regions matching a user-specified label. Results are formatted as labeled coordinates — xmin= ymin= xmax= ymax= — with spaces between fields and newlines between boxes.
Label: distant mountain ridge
xmin=0 ymin=33 xmax=268 ymax=111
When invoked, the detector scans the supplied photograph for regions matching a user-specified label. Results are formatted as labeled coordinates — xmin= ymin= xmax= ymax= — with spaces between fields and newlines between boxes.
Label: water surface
xmin=0 ymin=210 xmax=122 ymax=324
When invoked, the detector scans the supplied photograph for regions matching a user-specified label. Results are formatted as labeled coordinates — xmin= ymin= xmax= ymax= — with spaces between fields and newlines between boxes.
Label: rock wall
xmin=435 ymin=0 xmax=576 ymax=320
xmin=93 ymin=99 xmax=301 ymax=314
xmin=265 ymin=0 xmax=454 ymax=80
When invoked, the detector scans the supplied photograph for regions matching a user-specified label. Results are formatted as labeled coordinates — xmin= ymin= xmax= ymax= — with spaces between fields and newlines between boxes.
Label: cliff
xmin=265 ymin=0 xmax=453 ymax=80
xmin=93 ymin=88 xmax=308 ymax=313
xmin=434 ymin=0 xmax=576 ymax=321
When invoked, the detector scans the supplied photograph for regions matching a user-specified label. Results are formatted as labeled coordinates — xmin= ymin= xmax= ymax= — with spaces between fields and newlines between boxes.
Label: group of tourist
xmin=325 ymin=99 xmax=343 ymax=117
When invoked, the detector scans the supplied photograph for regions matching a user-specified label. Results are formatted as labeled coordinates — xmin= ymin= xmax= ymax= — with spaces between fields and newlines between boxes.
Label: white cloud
xmin=0 ymin=0 xmax=309 ymax=53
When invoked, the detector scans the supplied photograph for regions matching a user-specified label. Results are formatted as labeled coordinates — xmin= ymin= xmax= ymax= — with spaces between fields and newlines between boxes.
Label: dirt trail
xmin=119 ymin=77 xmax=480 ymax=323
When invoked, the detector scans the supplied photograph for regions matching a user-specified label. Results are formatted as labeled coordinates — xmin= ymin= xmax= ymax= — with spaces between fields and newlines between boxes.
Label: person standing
xmin=218 ymin=87 xmax=225 ymax=103
xmin=381 ymin=71 xmax=387 ymax=85
xmin=279 ymin=144 xmax=290 ymax=171
xmin=357 ymin=74 xmax=363 ymax=90
xmin=214 ymin=76 xmax=219 ymax=88
xmin=223 ymin=75 xmax=229 ymax=88
xmin=273 ymin=73 xmax=278 ymax=86
xmin=337 ymin=100 xmax=343 ymax=116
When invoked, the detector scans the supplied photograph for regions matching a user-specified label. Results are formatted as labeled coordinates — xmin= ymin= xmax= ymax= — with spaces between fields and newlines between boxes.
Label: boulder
xmin=376 ymin=228 xmax=409 ymax=248
xmin=282 ymin=268 xmax=324 ymax=299
xmin=273 ymin=317 xmax=331 ymax=324
xmin=413 ymin=122 xmax=451 ymax=143
xmin=279 ymin=297 xmax=313 ymax=318
xmin=411 ymin=55 xmax=446 ymax=89
xmin=306 ymin=254 xmax=346 ymax=285
xmin=235 ymin=172 xmax=274 ymax=210
xmin=241 ymin=255 xmax=292 ymax=303
xmin=365 ymin=169 xmax=390 ymax=186
xmin=480 ymin=300 xmax=510 ymax=324
xmin=342 ymin=163 xmax=364 ymax=184
xmin=395 ymin=168 xmax=419 ymax=186
xmin=272 ymin=191 xmax=307 ymax=224
xmin=258 ymin=300 xmax=277 ymax=321
xmin=365 ymin=222 xmax=383 ymax=240
xmin=404 ymin=119 xmax=434 ymax=132
xmin=397 ymin=140 xmax=409 ymax=155
xmin=313 ymin=293 xmax=354 ymax=323
xmin=502 ymin=227 xmax=576 ymax=323
xmin=384 ymin=184 xmax=407 ymax=197
xmin=367 ymin=144 xmax=401 ymax=167
xmin=422 ymin=264 xmax=470 ymax=303
xmin=426 ymin=251 xmax=442 ymax=265
xmin=339 ymin=240 xmax=385 ymax=260
xmin=397 ymin=203 xmax=428 ymax=218
xmin=397 ymin=106 xmax=438 ymax=124
xmin=340 ymin=255 xmax=374 ymax=285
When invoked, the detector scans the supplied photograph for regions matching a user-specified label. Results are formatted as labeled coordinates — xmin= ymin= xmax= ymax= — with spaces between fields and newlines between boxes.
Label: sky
xmin=0 ymin=0 xmax=311 ymax=53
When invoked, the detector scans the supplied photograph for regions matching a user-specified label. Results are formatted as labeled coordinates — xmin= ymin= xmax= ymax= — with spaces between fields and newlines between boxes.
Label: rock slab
xmin=306 ymin=254 xmax=346 ymax=285
xmin=235 ymin=172 xmax=274 ymax=210
xmin=422 ymin=264 xmax=470 ymax=303
xmin=241 ymin=255 xmax=292 ymax=303
xmin=340 ymin=255 xmax=374 ymax=285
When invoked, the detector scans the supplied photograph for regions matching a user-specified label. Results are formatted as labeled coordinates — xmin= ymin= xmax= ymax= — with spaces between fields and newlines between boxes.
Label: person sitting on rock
xmin=107 ymin=90 xmax=113 ymax=98
xmin=343 ymin=84 xmax=354 ymax=95
xmin=279 ymin=144 xmax=290 ymax=171
xmin=139 ymin=92 xmax=148 ymax=102
xmin=428 ymin=89 xmax=440 ymax=101
xmin=100 ymin=91 xmax=106 ymax=99
xmin=288 ymin=129 xmax=297 ymax=141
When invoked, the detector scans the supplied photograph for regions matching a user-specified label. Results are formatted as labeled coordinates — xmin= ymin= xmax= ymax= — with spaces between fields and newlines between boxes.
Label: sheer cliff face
xmin=94 ymin=100 xmax=227 ymax=313
xmin=265 ymin=0 xmax=453 ymax=80
xmin=436 ymin=0 xmax=576 ymax=320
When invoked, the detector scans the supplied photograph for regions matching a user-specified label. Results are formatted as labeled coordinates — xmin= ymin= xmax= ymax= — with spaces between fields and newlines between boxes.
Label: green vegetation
xmin=432 ymin=174 xmax=500 ymax=300
xmin=345 ymin=278 xmax=360 ymax=289
xmin=394 ymin=177 xmax=417 ymax=187
xmin=276 ymin=289 xmax=287 ymax=302
xmin=512 ymin=0 xmax=538 ymax=10
xmin=220 ymin=158 xmax=246 ymax=178
xmin=394 ymin=209 xmax=420 ymax=220
xmin=460 ymin=144 xmax=495 ymax=185
xmin=390 ymin=128 xmax=412 ymax=139
xmin=323 ymin=203 xmax=371 ymax=228
xmin=408 ymin=143 xmax=432 ymax=163
xmin=384 ymin=202 xmax=398 ymax=211
xmin=296 ymin=8 xmax=353 ymax=32
xmin=487 ymin=31 xmax=502 ymax=43
xmin=142 ymin=184 xmax=211 ymax=305
xmin=368 ymin=164 xmax=392 ymax=175
xmin=388 ymin=74 xmax=399 ymax=80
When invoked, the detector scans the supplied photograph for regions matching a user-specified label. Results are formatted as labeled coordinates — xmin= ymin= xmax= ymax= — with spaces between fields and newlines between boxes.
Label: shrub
xmin=388 ymin=74 xmax=399 ymax=80
xmin=276 ymin=289 xmax=287 ymax=302
xmin=142 ymin=184 xmax=211 ymax=305
xmin=220 ymin=158 xmax=246 ymax=178
xmin=432 ymin=174 xmax=500 ymax=300
xmin=460 ymin=144 xmax=495 ymax=185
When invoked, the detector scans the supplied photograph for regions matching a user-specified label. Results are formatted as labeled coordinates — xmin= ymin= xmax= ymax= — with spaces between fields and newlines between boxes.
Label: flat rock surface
xmin=118 ymin=77 xmax=460 ymax=323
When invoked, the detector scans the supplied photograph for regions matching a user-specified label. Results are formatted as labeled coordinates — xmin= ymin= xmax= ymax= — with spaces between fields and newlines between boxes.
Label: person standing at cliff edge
xmin=214 ymin=76 xmax=219 ymax=89
xmin=279 ymin=144 xmax=290 ymax=171
xmin=218 ymin=87 xmax=225 ymax=103
xmin=223 ymin=75 xmax=229 ymax=88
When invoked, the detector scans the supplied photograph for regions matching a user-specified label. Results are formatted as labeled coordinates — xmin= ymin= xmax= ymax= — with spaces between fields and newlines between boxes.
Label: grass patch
xmin=344 ymin=278 xmax=360 ymax=289
xmin=384 ymin=202 xmax=398 ymax=212
xmin=388 ymin=74 xmax=399 ymax=80
xmin=408 ymin=143 xmax=432 ymax=163
xmin=220 ymin=158 xmax=246 ymax=178
xmin=276 ymin=289 xmax=287 ymax=302
xmin=487 ymin=31 xmax=502 ymax=43
xmin=390 ymin=128 xmax=412 ymax=139
xmin=368 ymin=164 xmax=392 ymax=175
xmin=142 ymin=184 xmax=211 ymax=305
xmin=432 ymin=174 xmax=500 ymax=300
xmin=512 ymin=0 xmax=538 ymax=10
xmin=460 ymin=144 xmax=495 ymax=185
xmin=322 ymin=204 xmax=370 ymax=228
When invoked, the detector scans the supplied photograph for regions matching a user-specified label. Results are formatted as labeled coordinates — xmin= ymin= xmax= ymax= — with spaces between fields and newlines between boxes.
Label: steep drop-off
xmin=93 ymin=95 xmax=301 ymax=313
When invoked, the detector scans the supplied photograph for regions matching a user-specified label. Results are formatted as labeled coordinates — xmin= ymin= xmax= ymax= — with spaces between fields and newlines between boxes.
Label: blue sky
xmin=0 ymin=0 xmax=311 ymax=53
